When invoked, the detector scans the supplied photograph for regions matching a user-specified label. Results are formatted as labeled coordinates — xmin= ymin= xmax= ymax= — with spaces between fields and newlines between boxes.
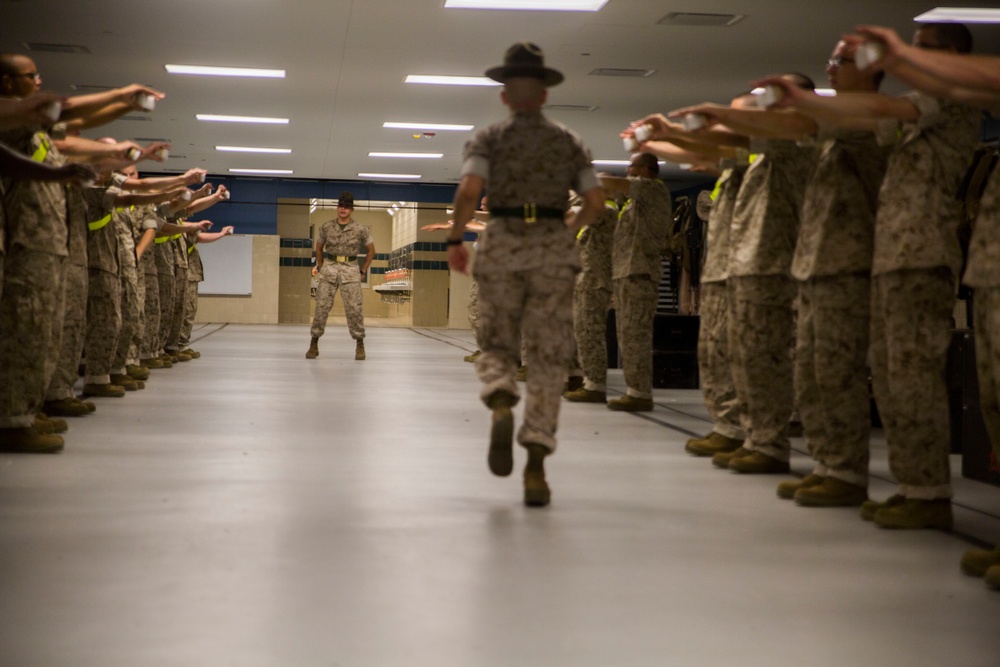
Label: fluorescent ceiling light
xmin=368 ymin=152 xmax=443 ymax=159
xmin=358 ymin=172 xmax=422 ymax=180
xmin=197 ymin=114 xmax=289 ymax=124
xmin=406 ymin=75 xmax=501 ymax=86
xmin=216 ymin=146 xmax=292 ymax=154
xmin=383 ymin=122 xmax=474 ymax=131
xmin=915 ymin=7 xmax=1000 ymax=22
xmin=593 ymin=159 xmax=665 ymax=166
xmin=445 ymin=0 xmax=608 ymax=10
xmin=229 ymin=168 xmax=293 ymax=175
xmin=165 ymin=64 xmax=285 ymax=78
xmin=815 ymin=88 xmax=836 ymax=97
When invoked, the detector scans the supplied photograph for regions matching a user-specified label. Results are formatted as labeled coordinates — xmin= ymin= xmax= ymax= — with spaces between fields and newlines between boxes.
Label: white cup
xmin=221 ymin=190 xmax=230 ymax=200
xmin=126 ymin=147 xmax=141 ymax=161
xmin=682 ymin=113 xmax=707 ymax=131
xmin=856 ymin=41 xmax=885 ymax=70
xmin=180 ymin=190 xmax=192 ymax=201
xmin=623 ymin=136 xmax=638 ymax=152
xmin=752 ymin=85 xmax=782 ymax=109
xmin=135 ymin=93 xmax=155 ymax=111
xmin=156 ymin=148 xmax=169 ymax=160
xmin=633 ymin=124 xmax=653 ymax=143
xmin=41 ymin=101 xmax=62 ymax=123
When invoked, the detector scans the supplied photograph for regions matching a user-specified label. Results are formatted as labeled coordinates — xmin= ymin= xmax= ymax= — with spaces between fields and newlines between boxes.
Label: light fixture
xmin=197 ymin=114 xmax=289 ymax=124
xmin=405 ymin=75 xmax=501 ymax=86
xmin=445 ymin=0 xmax=608 ymax=10
xmin=815 ymin=89 xmax=836 ymax=97
xmin=166 ymin=64 xmax=285 ymax=78
xmin=368 ymin=152 xmax=443 ymax=159
xmin=387 ymin=208 xmax=395 ymax=216
xmin=229 ymin=168 xmax=293 ymax=175
xmin=592 ymin=159 xmax=666 ymax=167
xmin=358 ymin=172 xmax=422 ymax=180
xmin=310 ymin=198 xmax=318 ymax=214
xmin=391 ymin=204 xmax=400 ymax=211
xmin=383 ymin=122 xmax=474 ymax=131
xmin=915 ymin=7 xmax=1000 ymax=22
xmin=216 ymin=146 xmax=292 ymax=154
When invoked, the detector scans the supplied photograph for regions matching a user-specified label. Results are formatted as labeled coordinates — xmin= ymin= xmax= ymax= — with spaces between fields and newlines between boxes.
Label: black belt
xmin=490 ymin=204 xmax=564 ymax=223
xmin=323 ymin=253 xmax=357 ymax=262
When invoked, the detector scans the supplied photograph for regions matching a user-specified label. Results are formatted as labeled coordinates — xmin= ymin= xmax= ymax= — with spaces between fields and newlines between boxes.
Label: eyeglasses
xmin=826 ymin=57 xmax=855 ymax=68
xmin=13 ymin=72 xmax=41 ymax=81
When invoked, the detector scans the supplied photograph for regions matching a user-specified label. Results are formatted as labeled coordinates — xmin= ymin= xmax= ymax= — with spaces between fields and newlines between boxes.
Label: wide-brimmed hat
xmin=485 ymin=42 xmax=563 ymax=87
xmin=337 ymin=191 xmax=354 ymax=208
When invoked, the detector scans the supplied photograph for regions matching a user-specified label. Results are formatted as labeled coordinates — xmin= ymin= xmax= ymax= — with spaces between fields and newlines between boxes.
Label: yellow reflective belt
xmin=748 ymin=153 xmax=759 ymax=164
xmin=187 ymin=242 xmax=197 ymax=254
xmin=618 ymin=198 xmax=632 ymax=221
xmin=710 ymin=176 xmax=723 ymax=202
xmin=30 ymin=132 xmax=51 ymax=162
xmin=154 ymin=235 xmax=170 ymax=244
xmin=88 ymin=213 xmax=112 ymax=232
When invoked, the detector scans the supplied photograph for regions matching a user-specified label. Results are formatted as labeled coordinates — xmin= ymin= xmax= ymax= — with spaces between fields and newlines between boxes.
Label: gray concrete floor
xmin=2 ymin=323 xmax=999 ymax=667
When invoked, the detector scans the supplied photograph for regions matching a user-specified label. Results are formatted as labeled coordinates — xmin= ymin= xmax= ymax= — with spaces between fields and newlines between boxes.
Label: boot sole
xmin=524 ymin=485 xmax=551 ymax=507
xmin=488 ymin=407 xmax=514 ymax=477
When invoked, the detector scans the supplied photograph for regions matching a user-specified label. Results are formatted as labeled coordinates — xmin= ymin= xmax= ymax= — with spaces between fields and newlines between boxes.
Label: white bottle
xmin=855 ymin=41 xmax=885 ymax=70
xmin=134 ymin=92 xmax=156 ymax=111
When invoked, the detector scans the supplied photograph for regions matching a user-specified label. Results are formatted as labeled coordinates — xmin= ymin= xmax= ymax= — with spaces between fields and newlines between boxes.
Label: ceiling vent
xmin=23 ymin=42 xmax=91 ymax=54
xmin=545 ymin=104 xmax=599 ymax=112
xmin=658 ymin=12 xmax=745 ymax=27
xmin=589 ymin=68 xmax=655 ymax=78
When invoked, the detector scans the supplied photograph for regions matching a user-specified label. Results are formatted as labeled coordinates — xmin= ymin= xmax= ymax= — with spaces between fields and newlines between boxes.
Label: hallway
xmin=1 ymin=324 xmax=998 ymax=666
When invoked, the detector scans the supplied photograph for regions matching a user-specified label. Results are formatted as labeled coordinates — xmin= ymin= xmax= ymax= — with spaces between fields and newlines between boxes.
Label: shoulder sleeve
xmin=460 ymin=130 xmax=490 ymax=181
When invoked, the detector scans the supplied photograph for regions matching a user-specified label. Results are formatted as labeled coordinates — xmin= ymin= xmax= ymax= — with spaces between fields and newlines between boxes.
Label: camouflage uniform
xmin=82 ymin=183 xmax=122 ymax=385
xmin=112 ymin=206 xmax=141 ymax=373
xmin=45 ymin=186 xmax=89 ymax=402
xmin=963 ymin=104 xmax=1000 ymax=461
xmin=154 ymin=230 xmax=177 ymax=354
xmin=612 ymin=177 xmax=672 ymax=399
xmin=791 ymin=128 xmax=889 ymax=485
xmin=165 ymin=233 xmax=189 ymax=352
xmin=727 ymin=140 xmax=816 ymax=461
xmin=0 ymin=127 xmax=68 ymax=428
xmin=137 ymin=206 xmax=164 ymax=361
xmin=179 ymin=240 xmax=204 ymax=349
xmin=870 ymin=92 xmax=981 ymax=499
xmin=310 ymin=218 xmax=372 ymax=341
xmin=464 ymin=109 xmax=598 ymax=451
xmin=467 ymin=276 xmax=480 ymax=346
xmin=698 ymin=164 xmax=747 ymax=441
xmin=573 ymin=200 xmax=617 ymax=390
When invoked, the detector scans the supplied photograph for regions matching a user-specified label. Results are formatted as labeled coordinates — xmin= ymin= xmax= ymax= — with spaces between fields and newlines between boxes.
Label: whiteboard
xmin=196 ymin=234 xmax=253 ymax=296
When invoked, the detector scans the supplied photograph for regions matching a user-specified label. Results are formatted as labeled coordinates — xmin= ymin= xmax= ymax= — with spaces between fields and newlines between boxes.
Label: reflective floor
xmin=1 ymin=323 xmax=998 ymax=666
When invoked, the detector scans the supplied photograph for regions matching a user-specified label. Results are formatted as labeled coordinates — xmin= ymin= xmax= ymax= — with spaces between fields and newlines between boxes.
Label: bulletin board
xmin=196 ymin=234 xmax=253 ymax=296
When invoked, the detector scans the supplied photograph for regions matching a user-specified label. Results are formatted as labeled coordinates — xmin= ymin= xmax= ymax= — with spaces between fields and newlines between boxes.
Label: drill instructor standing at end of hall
xmin=306 ymin=191 xmax=374 ymax=361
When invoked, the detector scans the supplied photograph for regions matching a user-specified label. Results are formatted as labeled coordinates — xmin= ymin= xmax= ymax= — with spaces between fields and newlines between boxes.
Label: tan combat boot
xmin=728 ymin=450 xmax=790 ymax=474
xmin=685 ymin=432 xmax=743 ymax=457
xmin=794 ymin=476 xmax=867 ymax=507
xmin=42 ymin=398 xmax=91 ymax=418
xmin=960 ymin=546 xmax=1000 ymax=578
xmin=305 ymin=337 xmax=319 ymax=359
xmin=463 ymin=349 xmax=481 ymax=363
xmin=873 ymin=498 xmax=953 ymax=530
xmin=0 ymin=427 xmax=64 ymax=454
xmin=82 ymin=383 xmax=126 ymax=398
xmin=487 ymin=391 xmax=515 ymax=477
xmin=607 ymin=395 xmax=654 ymax=412
xmin=564 ymin=387 xmax=607 ymax=403
xmin=355 ymin=339 xmax=366 ymax=360
xmin=126 ymin=364 xmax=150 ymax=381
xmin=111 ymin=374 xmax=140 ymax=391
xmin=776 ymin=473 xmax=824 ymax=500
xmin=523 ymin=443 xmax=551 ymax=507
